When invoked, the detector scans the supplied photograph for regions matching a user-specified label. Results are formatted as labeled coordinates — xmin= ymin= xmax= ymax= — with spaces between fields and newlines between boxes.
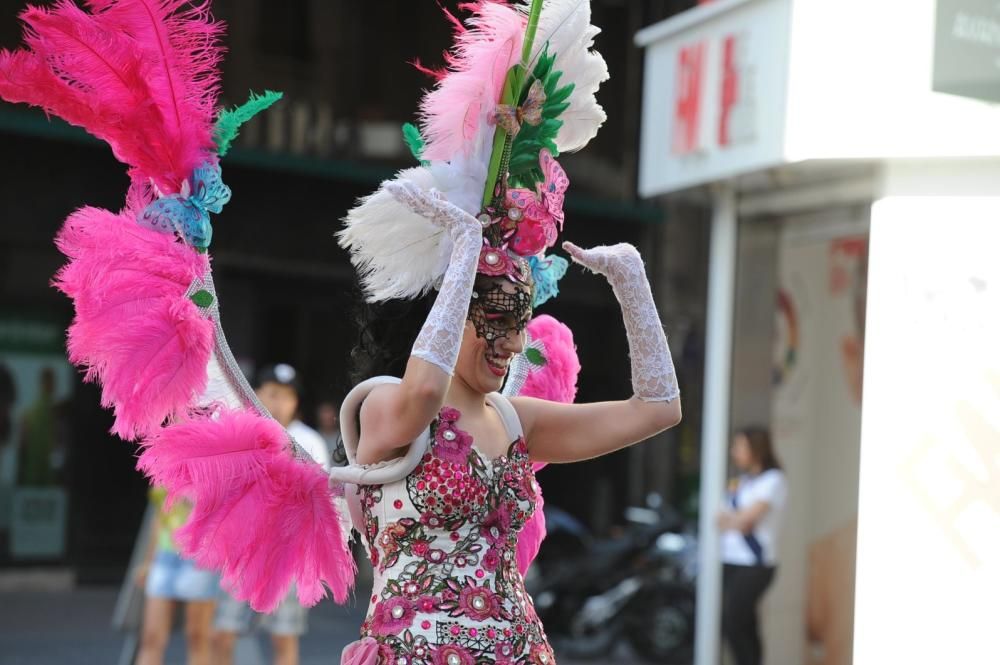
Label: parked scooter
xmin=527 ymin=497 xmax=697 ymax=664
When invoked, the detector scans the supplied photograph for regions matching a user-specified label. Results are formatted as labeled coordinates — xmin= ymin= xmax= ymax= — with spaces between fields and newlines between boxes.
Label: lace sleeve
xmin=563 ymin=242 xmax=679 ymax=402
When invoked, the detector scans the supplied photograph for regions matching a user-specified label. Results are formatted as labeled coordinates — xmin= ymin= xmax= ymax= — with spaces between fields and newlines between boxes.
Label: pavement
xmin=0 ymin=587 xmax=647 ymax=665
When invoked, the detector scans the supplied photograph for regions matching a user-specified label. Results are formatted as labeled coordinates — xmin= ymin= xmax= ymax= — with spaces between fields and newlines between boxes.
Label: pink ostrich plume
xmin=138 ymin=408 xmax=356 ymax=612
xmin=418 ymin=1 xmax=525 ymax=162
xmin=0 ymin=0 xmax=223 ymax=194
xmin=53 ymin=206 xmax=212 ymax=440
xmin=515 ymin=314 xmax=581 ymax=574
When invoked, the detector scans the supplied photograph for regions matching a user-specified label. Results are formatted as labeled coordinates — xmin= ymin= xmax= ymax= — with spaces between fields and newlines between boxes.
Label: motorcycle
xmin=527 ymin=499 xmax=697 ymax=664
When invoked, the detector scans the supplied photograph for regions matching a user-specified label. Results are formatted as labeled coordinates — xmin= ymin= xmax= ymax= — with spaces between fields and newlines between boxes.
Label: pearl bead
xmin=442 ymin=429 xmax=457 ymax=441
xmin=540 ymin=654 xmax=549 ymax=663
xmin=391 ymin=605 xmax=405 ymax=619
xmin=397 ymin=658 xmax=407 ymax=665
xmin=447 ymin=655 xmax=461 ymax=665
xmin=477 ymin=213 xmax=492 ymax=227
xmin=484 ymin=251 xmax=501 ymax=265
xmin=472 ymin=596 xmax=486 ymax=610
xmin=507 ymin=207 xmax=522 ymax=221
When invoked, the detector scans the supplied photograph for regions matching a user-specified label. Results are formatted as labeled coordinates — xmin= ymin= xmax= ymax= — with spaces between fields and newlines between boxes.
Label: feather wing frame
xmin=53 ymin=205 xmax=212 ymax=440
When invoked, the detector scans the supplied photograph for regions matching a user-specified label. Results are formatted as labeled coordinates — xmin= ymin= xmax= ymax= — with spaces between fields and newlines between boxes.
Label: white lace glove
xmin=563 ymin=241 xmax=679 ymax=402
xmin=384 ymin=180 xmax=482 ymax=375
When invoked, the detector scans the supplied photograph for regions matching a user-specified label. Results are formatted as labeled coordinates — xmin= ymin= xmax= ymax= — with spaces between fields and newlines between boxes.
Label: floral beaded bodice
xmin=357 ymin=405 xmax=555 ymax=665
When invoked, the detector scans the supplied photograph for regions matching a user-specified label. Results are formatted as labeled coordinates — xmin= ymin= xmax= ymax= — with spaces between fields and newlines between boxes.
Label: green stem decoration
xmin=481 ymin=0 xmax=544 ymax=208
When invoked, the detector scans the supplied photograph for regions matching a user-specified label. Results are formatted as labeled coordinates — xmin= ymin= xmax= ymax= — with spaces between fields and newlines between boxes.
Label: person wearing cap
xmin=213 ymin=363 xmax=329 ymax=665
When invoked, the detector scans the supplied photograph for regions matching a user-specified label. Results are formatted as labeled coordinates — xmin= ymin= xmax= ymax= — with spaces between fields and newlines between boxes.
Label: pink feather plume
xmin=53 ymin=205 xmax=212 ymax=440
xmin=138 ymin=409 xmax=356 ymax=612
xmin=0 ymin=0 xmax=222 ymax=194
xmin=418 ymin=2 xmax=525 ymax=162
xmin=516 ymin=314 xmax=581 ymax=574
xmin=521 ymin=314 xmax=581 ymax=404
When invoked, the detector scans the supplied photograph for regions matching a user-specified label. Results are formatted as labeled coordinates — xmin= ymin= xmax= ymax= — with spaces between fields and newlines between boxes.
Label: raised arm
xmin=514 ymin=241 xmax=681 ymax=463
xmin=355 ymin=182 xmax=482 ymax=465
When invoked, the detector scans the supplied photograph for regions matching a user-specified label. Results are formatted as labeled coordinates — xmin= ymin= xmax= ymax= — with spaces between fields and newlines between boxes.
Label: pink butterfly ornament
xmin=505 ymin=149 xmax=568 ymax=257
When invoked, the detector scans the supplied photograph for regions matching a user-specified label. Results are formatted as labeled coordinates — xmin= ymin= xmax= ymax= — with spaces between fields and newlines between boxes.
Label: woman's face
xmin=454 ymin=279 xmax=532 ymax=394
xmin=730 ymin=434 xmax=755 ymax=472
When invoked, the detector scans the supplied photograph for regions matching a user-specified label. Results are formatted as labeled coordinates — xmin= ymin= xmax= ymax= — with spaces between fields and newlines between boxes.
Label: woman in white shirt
xmin=716 ymin=427 xmax=787 ymax=665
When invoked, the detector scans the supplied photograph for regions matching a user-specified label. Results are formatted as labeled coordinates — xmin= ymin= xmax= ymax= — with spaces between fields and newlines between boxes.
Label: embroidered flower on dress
xmin=417 ymin=596 xmax=438 ymax=613
xmin=482 ymin=549 xmax=501 ymax=572
xmin=371 ymin=597 xmax=416 ymax=635
xmin=494 ymin=640 xmax=517 ymax=664
xmin=458 ymin=584 xmax=501 ymax=621
xmin=529 ymin=641 xmax=557 ymax=664
xmin=431 ymin=644 xmax=475 ymax=665
xmin=425 ymin=548 xmax=447 ymax=564
xmin=434 ymin=412 xmax=474 ymax=465
xmin=480 ymin=504 xmax=512 ymax=547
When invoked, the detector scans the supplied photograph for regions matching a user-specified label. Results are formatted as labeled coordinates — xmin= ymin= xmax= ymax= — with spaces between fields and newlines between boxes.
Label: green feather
xmin=524 ymin=347 xmax=547 ymax=367
xmin=508 ymin=47 xmax=576 ymax=189
xmin=402 ymin=123 xmax=427 ymax=164
xmin=213 ymin=90 xmax=284 ymax=156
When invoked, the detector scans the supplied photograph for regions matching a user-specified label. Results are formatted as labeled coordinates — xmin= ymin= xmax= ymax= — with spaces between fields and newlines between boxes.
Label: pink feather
xmin=521 ymin=314 xmax=581 ymax=404
xmin=85 ymin=0 xmax=223 ymax=190
xmin=0 ymin=0 xmax=222 ymax=194
xmin=419 ymin=2 xmax=525 ymax=162
xmin=515 ymin=314 xmax=581 ymax=574
xmin=53 ymin=205 xmax=212 ymax=440
xmin=137 ymin=409 xmax=356 ymax=612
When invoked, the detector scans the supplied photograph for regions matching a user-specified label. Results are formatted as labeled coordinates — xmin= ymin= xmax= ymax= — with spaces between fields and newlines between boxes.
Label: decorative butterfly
xmin=505 ymin=149 xmax=569 ymax=257
xmin=494 ymin=79 xmax=546 ymax=137
xmin=138 ymin=161 xmax=232 ymax=249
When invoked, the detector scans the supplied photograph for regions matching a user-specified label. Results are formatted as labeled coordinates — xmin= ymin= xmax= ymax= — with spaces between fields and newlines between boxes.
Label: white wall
xmin=854 ymin=160 xmax=1000 ymax=665
xmin=785 ymin=0 xmax=1000 ymax=161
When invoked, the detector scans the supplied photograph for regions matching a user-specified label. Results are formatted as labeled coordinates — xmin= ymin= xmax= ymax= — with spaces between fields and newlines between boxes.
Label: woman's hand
xmin=512 ymin=240 xmax=680 ymax=464
xmin=562 ymin=241 xmax=643 ymax=285
xmin=384 ymin=181 xmax=482 ymax=240
xmin=717 ymin=510 xmax=736 ymax=531
xmin=717 ymin=502 xmax=772 ymax=534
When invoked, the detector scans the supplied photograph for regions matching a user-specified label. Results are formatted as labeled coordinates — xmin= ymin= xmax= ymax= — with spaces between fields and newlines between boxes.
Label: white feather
xmin=522 ymin=0 xmax=609 ymax=153
xmin=337 ymin=152 xmax=488 ymax=303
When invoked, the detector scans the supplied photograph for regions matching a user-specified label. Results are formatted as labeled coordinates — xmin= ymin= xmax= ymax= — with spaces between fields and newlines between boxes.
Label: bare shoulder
xmin=508 ymin=396 xmax=547 ymax=436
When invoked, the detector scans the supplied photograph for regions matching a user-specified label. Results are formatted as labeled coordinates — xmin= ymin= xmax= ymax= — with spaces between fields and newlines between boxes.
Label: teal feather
xmin=402 ymin=122 xmax=427 ymax=165
xmin=213 ymin=90 xmax=284 ymax=157
xmin=530 ymin=254 xmax=569 ymax=307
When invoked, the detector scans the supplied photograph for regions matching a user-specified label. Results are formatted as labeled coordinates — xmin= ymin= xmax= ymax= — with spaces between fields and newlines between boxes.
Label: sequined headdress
xmin=339 ymin=0 xmax=609 ymax=309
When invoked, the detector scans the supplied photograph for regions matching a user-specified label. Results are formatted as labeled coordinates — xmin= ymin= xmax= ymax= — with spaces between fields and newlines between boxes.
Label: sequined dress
xmin=356 ymin=401 xmax=556 ymax=665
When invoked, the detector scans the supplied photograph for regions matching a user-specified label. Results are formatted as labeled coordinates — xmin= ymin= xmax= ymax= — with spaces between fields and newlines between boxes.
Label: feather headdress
xmin=339 ymin=0 xmax=608 ymax=303
xmin=0 ymin=0 xmax=351 ymax=612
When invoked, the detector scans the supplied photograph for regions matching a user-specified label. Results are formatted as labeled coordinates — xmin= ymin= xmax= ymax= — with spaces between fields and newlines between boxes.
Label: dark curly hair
xmin=349 ymin=289 xmax=437 ymax=386
xmin=348 ymin=274 xmax=534 ymax=386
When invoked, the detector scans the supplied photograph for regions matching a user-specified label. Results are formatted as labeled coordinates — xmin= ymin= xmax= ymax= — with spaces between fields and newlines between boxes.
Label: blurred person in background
xmin=213 ymin=363 xmax=330 ymax=665
xmin=717 ymin=427 xmax=787 ymax=665
xmin=315 ymin=398 xmax=345 ymax=466
xmin=134 ymin=486 xmax=219 ymax=665
xmin=17 ymin=367 xmax=58 ymax=486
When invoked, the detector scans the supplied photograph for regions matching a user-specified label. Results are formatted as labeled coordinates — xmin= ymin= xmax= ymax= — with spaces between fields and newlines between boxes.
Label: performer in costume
xmin=333 ymin=2 xmax=682 ymax=662
xmin=2 ymin=2 xmax=680 ymax=664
